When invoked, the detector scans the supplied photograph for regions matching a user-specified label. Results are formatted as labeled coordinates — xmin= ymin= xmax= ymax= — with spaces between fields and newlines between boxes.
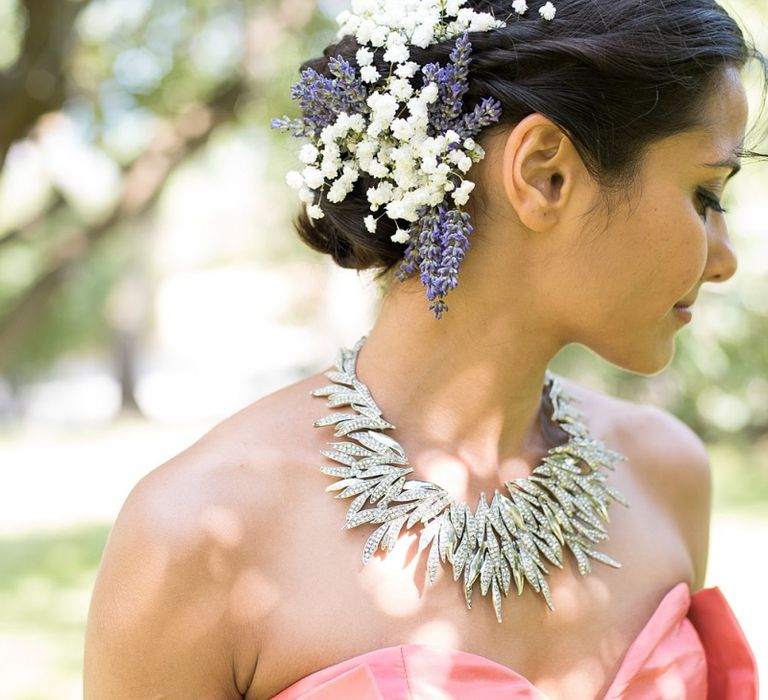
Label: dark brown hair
xmin=290 ymin=0 xmax=767 ymax=278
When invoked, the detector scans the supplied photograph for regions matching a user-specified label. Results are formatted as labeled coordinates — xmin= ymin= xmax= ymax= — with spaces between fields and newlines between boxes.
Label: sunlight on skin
xmin=417 ymin=454 xmax=469 ymax=501
xmin=200 ymin=505 xmax=245 ymax=549
xmin=408 ymin=619 xmax=461 ymax=648
xmin=228 ymin=567 xmax=281 ymax=625
xmin=360 ymin=532 xmax=425 ymax=617
xmin=202 ymin=506 xmax=246 ymax=580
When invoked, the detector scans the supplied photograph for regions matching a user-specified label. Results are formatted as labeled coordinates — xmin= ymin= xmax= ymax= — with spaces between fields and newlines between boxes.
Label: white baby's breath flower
xmin=368 ymin=182 xmax=395 ymax=208
xmin=389 ymin=144 xmax=414 ymax=165
xmin=468 ymin=11 xmax=502 ymax=32
xmin=452 ymin=179 xmax=475 ymax=205
xmin=395 ymin=61 xmax=419 ymax=78
xmin=370 ymin=25 xmax=389 ymax=46
xmin=321 ymin=158 xmax=340 ymax=179
xmin=391 ymin=118 xmax=414 ymax=141
xmin=302 ymin=166 xmax=325 ymax=189
xmin=389 ymin=78 xmax=414 ymax=101
xmin=307 ymin=204 xmax=325 ymax=219
xmin=420 ymin=83 xmax=439 ymax=104
xmin=323 ymin=140 xmax=341 ymax=160
xmin=445 ymin=129 xmax=461 ymax=145
xmin=386 ymin=29 xmax=406 ymax=48
xmin=355 ymin=18 xmax=375 ymax=43
xmin=391 ymin=228 xmax=410 ymax=244
xmin=364 ymin=215 xmax=378 ymax=233
xmin=348 ymin=114 xmax=366 ymax=132
xmin=393 ymin=169 xmax=418 ymax=190
xmin=328 ymin=166 xmax=359 ymax=203
xmin=411 ymin=23 xmax=434 ymax=48
xmin=299 ymin=144 xmax=319 ymax=164
xmin=457 ymin=154 xmax=473 ymax=173
xmin=386 ymin=199 xmax=407 ymax=219
xmin=469 ymin=143 xmax=485 ymax=160
xmin=356 ymin=47 xmax=374 ymax=66
xmin=355 ymin=139 xmax=378 ymax=162
xmin=539 ymin=2 xmax=556 ymax=20
xmin=456 ymin=8 xmax=475 ymax=26
xmin=298 ymin=186 xmax=314 ymax=203
xmin=360 ymin=65 xmax=381 ymax=83
xmin=320 ymin=123 xmax=338 ymax=144
xmin=407 ymin=97 xmax=429 ymax=120
xmin=366 ymin=120 xmax=384 ymax=138
xmin=383 ymin=43 xmax=410 ymax=64
xmin=368 ymin=92 xmax=399 ymax=122
xmin=327 ymin=181 xmax=347 ymax=203
xmin=445 ymin=0 xmax=461 ymax=14
xmin=342 ymin=164 xmax=359 ymax=181
xmin=427 ymin=187 xmax=446 ymax=206
xmin=512 ymin=0 xmax=528 ymax=14
xmin=409 ymin=112 xmax=429 ymax=135
xmin=368 ymin=159 xmax=389 ymax=178
xmin=420 ymin=154 xmax=438 ymax=174
xmin=447 ymin=149 xmax=464 ymax=165
xmin=285 ymin=170 xmax=304 ymax=189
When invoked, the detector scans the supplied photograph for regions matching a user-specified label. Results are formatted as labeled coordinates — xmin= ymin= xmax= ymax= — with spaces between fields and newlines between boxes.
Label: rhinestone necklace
xmin=311 ymin=334 xmax=630 ymax=623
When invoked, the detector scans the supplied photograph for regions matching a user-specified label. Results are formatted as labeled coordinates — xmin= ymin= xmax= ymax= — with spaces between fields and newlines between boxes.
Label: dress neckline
xmin=270 ymin=580 xmax=707 ymax=699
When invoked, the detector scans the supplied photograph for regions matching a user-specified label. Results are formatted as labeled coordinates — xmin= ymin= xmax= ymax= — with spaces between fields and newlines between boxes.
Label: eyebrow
xmin=702 ymin=156 xmax=742 ymax=180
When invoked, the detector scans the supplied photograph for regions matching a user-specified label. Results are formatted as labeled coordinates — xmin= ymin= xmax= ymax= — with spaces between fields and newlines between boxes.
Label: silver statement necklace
xmin=311 ymin=335 xmax=631 ymax=623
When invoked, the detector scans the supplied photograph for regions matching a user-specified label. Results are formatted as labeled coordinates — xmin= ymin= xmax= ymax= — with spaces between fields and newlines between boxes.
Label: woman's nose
xmin=703 ymin=220 xmax=738 ymax=283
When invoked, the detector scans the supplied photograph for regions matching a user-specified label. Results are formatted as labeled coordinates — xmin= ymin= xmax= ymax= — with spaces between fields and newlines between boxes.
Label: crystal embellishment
xmin=310 ymin=335 xmax=631 ymax=623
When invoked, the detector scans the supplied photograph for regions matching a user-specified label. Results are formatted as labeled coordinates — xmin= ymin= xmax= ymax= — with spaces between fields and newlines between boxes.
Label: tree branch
xmin=0 ymin=0 xmax=94 ymax=171
xmin=0 ymin=78 xmax=249 ymax=372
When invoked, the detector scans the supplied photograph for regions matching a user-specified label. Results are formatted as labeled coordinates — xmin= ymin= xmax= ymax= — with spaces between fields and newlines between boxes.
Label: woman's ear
xmin=501 ymin=114 xmax=580 ymax=232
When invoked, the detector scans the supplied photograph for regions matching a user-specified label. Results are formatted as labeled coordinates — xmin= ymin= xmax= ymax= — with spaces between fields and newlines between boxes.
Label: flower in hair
xmin=539 ymin=1 xmax=556 ymax=20
xmin=272 ymin=0 xmax=557 ymax=319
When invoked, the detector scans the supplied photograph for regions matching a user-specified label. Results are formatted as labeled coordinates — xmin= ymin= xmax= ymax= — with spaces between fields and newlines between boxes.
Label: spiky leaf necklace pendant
xmin=310 ymin=335 xmax=630 ymax=623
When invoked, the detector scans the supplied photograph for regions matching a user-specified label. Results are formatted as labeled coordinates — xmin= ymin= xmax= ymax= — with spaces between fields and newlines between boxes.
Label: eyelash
xmin=696 ymin=188 xmax=728 ymax=217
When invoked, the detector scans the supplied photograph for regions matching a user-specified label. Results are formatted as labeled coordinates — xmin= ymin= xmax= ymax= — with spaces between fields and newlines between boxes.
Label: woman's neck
xmin=353 ymin=281 xmax=567 ymax=499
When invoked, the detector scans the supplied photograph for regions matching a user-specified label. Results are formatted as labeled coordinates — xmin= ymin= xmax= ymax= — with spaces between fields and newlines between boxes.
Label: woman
xmin=84 ymin=0 xmax=762 ymax=698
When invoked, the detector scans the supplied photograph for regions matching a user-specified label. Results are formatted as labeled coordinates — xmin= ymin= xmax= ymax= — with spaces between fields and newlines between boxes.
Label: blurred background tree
xmin=0 ymin=0 xmax=333 ymax=413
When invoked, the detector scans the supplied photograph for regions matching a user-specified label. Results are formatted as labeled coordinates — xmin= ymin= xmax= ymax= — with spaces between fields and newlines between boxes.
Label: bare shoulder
xmin=555 ymin=373 xmax=712 ymax=592
xmin=84 ymin=370 xmax=329 ymax=699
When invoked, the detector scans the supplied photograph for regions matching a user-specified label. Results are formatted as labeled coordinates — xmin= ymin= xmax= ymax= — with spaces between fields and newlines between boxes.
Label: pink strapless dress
xmin=269 ymin=582 xmax=758 ymax=699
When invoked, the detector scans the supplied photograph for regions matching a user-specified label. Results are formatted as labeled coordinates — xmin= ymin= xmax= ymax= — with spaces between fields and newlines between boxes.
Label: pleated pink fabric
xmin=270 ymin=582 xmax=758 ymax=700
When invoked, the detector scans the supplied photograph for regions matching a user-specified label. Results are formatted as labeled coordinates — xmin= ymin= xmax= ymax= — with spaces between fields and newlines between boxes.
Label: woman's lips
xmin=673 ymin=305 xmax=693 ymax=322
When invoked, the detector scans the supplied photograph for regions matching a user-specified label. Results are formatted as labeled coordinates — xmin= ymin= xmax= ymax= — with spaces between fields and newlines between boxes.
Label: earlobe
xmin=500 ymin=114 xmax=574 ymax=232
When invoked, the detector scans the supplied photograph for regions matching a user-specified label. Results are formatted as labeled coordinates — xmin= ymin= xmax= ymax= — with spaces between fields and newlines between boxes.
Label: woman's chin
xmin=595 ymin=338 xmax=676 ymax=376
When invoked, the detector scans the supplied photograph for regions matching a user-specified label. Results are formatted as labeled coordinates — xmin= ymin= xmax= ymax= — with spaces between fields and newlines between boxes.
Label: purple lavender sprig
xmin=395 ymin=203 xmax=473 ymax=320
xmin=392 ymin=34 xmax=500 ymax=319
xmin=271 ymin=56 xmax=368 ymax=139
xmin=435 ymin=208 xmax=472 ymax=298
xmin=421 ymin=32 xmax=472 ymax=134
xmin=457 ymin=96 xmax=503 ymax=140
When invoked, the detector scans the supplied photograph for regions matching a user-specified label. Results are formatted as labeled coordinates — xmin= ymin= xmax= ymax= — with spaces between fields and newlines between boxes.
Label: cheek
xmin=665 ymin=209 xmax=709 ymax=292
xmin=628 ymin=202 xmax=708 ymax=299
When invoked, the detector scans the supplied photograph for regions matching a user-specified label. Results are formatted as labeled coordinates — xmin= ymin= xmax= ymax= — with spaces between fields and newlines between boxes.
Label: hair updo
xmin=291 ymin=0 xmax=767 ymax=279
